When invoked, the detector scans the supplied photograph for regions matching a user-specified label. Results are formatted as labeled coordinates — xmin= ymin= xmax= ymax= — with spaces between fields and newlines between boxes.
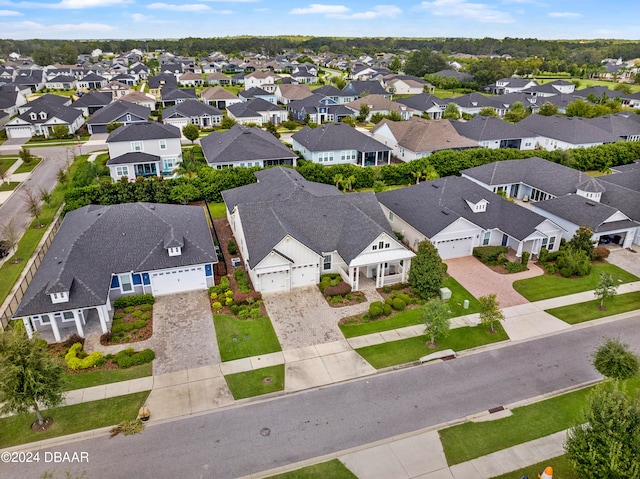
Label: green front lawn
xmin=62 ymin=363 xmax=153 ymax=391
xmin=213 ymin=313 xmax=282 ymax=361
xmin=266 ymin=459 xmax=358 ymax=479
xmin=0 ymin=157 xmax=17 ymax=173
xmin=0 ymin=391 xmax=150 ymax=448
xmin=224 ymin=365 xmax=284 ymax=399
xmin=490 ymin=455 xmax=579 ymax=479
xmin=513 ymin=263 xmax=638 ymax=302
xmin=0 ymin=181 xmax=19 ymax=191
xmin=546 ymin=291 xmax=640 ymax=324
xmin=208 ymin=202 xmax=227 ymax=219
xmin=356 ymin=323 xmax=508 ymax=369
xmin=13 ymin=158 xmax=41 ymax=173
xmin=439 ymin=376 xmax=640 ymax=466
xmin=339 ymin=277 xmax=479 ymax=338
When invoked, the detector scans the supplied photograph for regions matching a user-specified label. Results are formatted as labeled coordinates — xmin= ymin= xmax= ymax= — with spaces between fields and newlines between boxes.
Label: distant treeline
xmin=2 ymin=36 xmax=640 ymax=63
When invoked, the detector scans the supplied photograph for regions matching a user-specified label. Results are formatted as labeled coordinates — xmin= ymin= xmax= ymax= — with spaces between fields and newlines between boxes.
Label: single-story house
xmin=118 ymin=91 xmax=157 ymax=110
xmin=292 ymin=122 xmax=392 ymax=167
xmin=5 ymin=94 xmax=83 ymax=139
xmin=226 ymin=98 xmax=288 ymax=126
xmin=377 ymin=176 xmax=565 ymax=258
xmin=87 ymin=100 xmax=151 ymax=134
xmin=274 ymin=83 xmax=314 ymax=105
xmin=13 ymin=203 xmax=218 ymax=342
xmin=394 ymin=94 xmax=449 ymax=119
xmin=200 ymin=86 xmax=242 ymax=110
xmin=222 ymin=167 xmax=415 ymax=293
xmin=77 ymin=73 xmax=108 ymax=90
xmin=346 ymin=95 xmax=413 ymax=121
xmin=452 ymin=116 xmax=537 ymax=150
xmin=201 ymin=124 xmax=297 ymax=169
xmin=44 ymin=74 xmax=77 ymax=90
xmin=72 ymin=91 xmax=113 ymax=117
xmin=162 ymin=101 xmax=223 ymax=129
xmin=160 ymin=88 xmax=198 ymax=108
xmin=100 ymin=80 xmax=131 ymax=100
xmin=239 ymin=87 xmax=277 ymax=104
xmin=517 ymin=114 xmax=620 ymax=150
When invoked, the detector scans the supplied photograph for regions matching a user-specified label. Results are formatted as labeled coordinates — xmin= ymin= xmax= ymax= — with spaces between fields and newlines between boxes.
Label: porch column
xmin=97 ymin=306 xmax=108 ymax=334
xmin=376 ymin=263 xmax=383 ymax=288
xmin=72 ymin=310 xmax=84 ymax=338
xmin=516 ymin=242 xmax=524 ymax=257
xmin=50 ymin=314 xmax=61 ymax=342
xmin=352 ymin=266 xmax=360 ymax=291
xmin=22 ymin=317 xmax=34 ymax=338
xmin=402 ymin=258 xmax=411 ymax=283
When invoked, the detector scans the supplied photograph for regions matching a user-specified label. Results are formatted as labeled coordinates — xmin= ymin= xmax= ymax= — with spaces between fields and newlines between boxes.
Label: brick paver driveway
xmin=445 ymin=256 xmax=545 ymax=308
xmin=606 ymin=247 xmax=640 ymax=277
xmin=151 ymin=290 xmax=221 ymax=375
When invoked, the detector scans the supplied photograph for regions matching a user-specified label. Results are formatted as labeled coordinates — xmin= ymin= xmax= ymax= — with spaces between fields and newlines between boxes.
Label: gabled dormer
xmin=45 ymin=278 xmax=72 ymax=304
xmin=39 ymin=111 xmax=47 ymax=120
xmin=164 ymin=229 xmax=184 ymax=256
xmin=464 ymin=194 xmax=489 ymax=213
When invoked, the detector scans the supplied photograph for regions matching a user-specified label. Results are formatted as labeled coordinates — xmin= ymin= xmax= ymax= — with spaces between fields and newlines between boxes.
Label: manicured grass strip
xmin=265 ymin=459 xmax=358 ymax=479
xmin=0 ymin=157 xmax=17 ymax=173
xmin=439 ymin=376 xmax=640 ymax=466
xmin=443 ymin=275 xmax=481 ymax=317
xmin=0 ymin=391 xmax=150 ymax=448
xmin=0 ymin=181 xmax=20 ymax=191
xmin=356 ymin=323 xmax=508 ymax=369
xmin=62 ymin=363 xmax=153 ymax=391
xmin=213 ymin=313 xmax=282 ymax=361
xmin=547 ymin=291 xmax=640 ymax=324
xmin=513 ymin=263 xmax=638 ymax=302
xmin=208 ymin=202 xmax=227 ymax=219
xmin=13 ymin=158 xmax=41 ymax=173
xmin=490 ymin=455 xmax=579 ymax=479
xmin=224 ymin=365 xmax=284 ymax=399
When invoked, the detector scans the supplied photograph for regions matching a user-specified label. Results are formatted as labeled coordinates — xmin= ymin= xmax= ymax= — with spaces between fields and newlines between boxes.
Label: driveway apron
xmin=151 ymin=290 xmax=221 ymax=375
xmin=605 ymin=248 xmax=640 ymax=277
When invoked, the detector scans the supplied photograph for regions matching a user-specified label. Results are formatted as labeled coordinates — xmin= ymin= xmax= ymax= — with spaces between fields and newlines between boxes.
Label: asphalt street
xmin=4 ymin=315 xmax=639 ymax=479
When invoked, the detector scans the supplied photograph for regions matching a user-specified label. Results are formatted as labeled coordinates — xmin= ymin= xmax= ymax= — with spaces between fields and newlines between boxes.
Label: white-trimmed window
xmin=548 ymin=236 xmax=556 ymax=251
xmin=62 ymin=311 xmax=75 ymax=323
xmin=40 ymin=314 xmax=51 ymax=325
xmin=323 ymin=254 xmax=332 ymax=271
xmin=119 ymin=273 xmax=133 ymax=293
xmin=483 ymin=231 xmax=491 ymax=246
xmin=159 ymin=139 xmax=167 ymax=150
xmin=388 ymin=211 xmax=394 ymax=221
xmin=131 ymin=141 xmax=143 ymax=152
xmin=115 ymin=165 xmax=128 ymax=177
xmin=126 ymin=114 xmax=132 ymax=122
xmin=163 ymin=158 xmax=175 ymax=170
xmin=168 ymin=247 xmax=182 ymax=256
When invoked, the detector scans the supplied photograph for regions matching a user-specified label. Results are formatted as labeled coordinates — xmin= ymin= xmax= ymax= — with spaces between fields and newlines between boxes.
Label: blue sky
xmin=0 ymin=0 xmax=638 ymax=41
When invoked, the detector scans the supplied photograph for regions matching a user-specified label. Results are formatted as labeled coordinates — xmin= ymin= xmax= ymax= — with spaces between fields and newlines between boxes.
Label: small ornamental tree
xmin=442 ymin=103 xmax=460 ymax=120
xmin=18 ymin=146 xmax=33 ymax=164
xmin=568 ymin=226 xmax=596 ymax=259
xmin=592 ymin=337 xmax=640 ymax=380
xmin=24 ymin=187 xmax=43 ymax=227
xmin=182 ymin=123 xmax=200 ymax=143
xmin=478 ymin=293 xmax=505 ymax=333
xmin=594 ymin=273 xmax=618 ymax=309
xmin=408 ymin=239 xmax=445 ymax=299
xmin=421 ymin=299 xmax=451 ymax=347
xmin=356 ymin=104 xmax=370 ymax=123
xmin=264 ymin=121 xmax=280 ymax=139
xmin=0 ymin=327 xmax=65 ymax=427
xmin=478 ymin=107 xmax=497 ymax=117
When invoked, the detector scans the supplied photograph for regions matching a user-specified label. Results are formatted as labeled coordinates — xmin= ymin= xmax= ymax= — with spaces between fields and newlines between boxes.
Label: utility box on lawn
xmin=439 ymin=287 xmax=452 ymax=301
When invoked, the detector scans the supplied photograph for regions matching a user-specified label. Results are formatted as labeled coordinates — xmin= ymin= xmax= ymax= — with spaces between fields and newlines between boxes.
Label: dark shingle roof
xmin=14 ymin=203 xmax=217 ymax=317
xmin=162 ymin=100 xmax=222 ymax=119
xmin=106 ymin=152 xmax=161 ymax=165
xmin=395 ymin=93 xmax=448 ymax=111
xmin=452 ymin=116 xmax=534 ymax=141
xmin=343 ymin=80 xmax=387 ymax=97
xmin=88 ymin=100 xmax=150 ymax=125
xmin=377 ymin=176 xmax=552 ymax=241
xmin=161 ymin=88 xmax=197 ymax=101
xmin=587 ymin=113 xmax=640 ymax=139
xmin=226 ymin=97 xmax=282 ymax=117
xmin=106 ymin=121 xmax=180 ymax=142
xmin=517 ymin=115 xmax=620 ymax=145
xmin=292 ymin=122 xmax=390 ymax=153
xmin=72 ymin=91 xmax=112 ymax=109
xmin=200 ymin=124 xmax=296 ymax=165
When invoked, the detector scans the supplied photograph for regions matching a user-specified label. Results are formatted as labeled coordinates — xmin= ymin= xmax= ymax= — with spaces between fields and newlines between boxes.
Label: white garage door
xmin=436 ymin=237 xmax=474 ymax=259
xmin=259 ymin=270 xmax=287 ymax=293
xmin=150 ymin=265 xmax=206 ymax=296
xmin=291 ymin=264 xmax=317 ymax=288
xmin=8 ymin=126 xmax=32 ymax=138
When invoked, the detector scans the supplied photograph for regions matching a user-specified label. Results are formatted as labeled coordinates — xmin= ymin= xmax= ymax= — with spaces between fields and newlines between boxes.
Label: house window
xmin=388 ymin=211 xmax=394 ymax=221
xmin=163 ymin=158 xmax=175 ymax=171
xmin=131 ymin=141 xmax=143 ymax=152
xmin=40 ymin=314 xmax=51 ymax=325
xmin=119 ymin=274 xmax=133 ymax=293
xmin=483 ymin=231 xmax=491 ymax=246
xmin=159 ymin=139 xmax=167 ymax=150
xmin=323 ymin=254 xmax=332 ymax=271
xmin=30 ymin=112 xmax=37 ymax=120
xmin=385 ymin=243 xmax=390 ymax=249
xmin=39 ymin=112 xmax=47 ymax=120
xmin=62 ymin=311 xmax=75 ymax=323
xmin=548 ymin=236 xmax=556 ymax=251
xmin=126 ymin=114 xmax=132 ymax=122
xmin=115 ymin=166 xmax=128 ymax=177
xmin=379 ymin=241 xmax=384 ymax=249
xmin=372 ymin=245 xmax=377 ymax=250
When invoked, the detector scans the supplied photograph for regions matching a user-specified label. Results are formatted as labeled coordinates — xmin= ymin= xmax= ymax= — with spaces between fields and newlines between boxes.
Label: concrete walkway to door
xmin=445 ymin=256 xmax=545 ymax=308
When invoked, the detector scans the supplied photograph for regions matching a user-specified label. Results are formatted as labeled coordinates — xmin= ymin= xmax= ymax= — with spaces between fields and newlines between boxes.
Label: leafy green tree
xmin=106 ymin=122 xmax=123 ymax=133
xmin=478 ymin=107 xmax=497 ymax=117
xmin=19 ymin=146 xmax=33 ymax=164
xmin=50 ymin=125 xmax=70 ymax=140
xmin=569 ymin=226 xmax=596 ymax=258
xmin=169 ymin=181 xmax=200 ymax=205
xmin=478 ymin=293 xmax=505 ymax=333
xmin=538 ymin=102 xmax=558 ymax=116
xmin=422 ymin=299 xmax=451 ymax=347
xmin=331 ymin=76 xmax=347 ymax=90
xmin=613 ymin=83 xmax=633 ymax=95
xmin=592 ymin=337 xmax=639 ymax=380
xmin=333 ymin=174 xmax=343 ymax=189
xmin=565 ymin=382 xmax=640 ymax=478
xmin=594 ymin=273 xmax=619 ymax=309
xmin=389 ymin=57 xmax=402 ymax=73
xmin=408 ymin=239 xmax=445 ymax=299
xmin=24 ymin=187 xmax=43 ymax=227
xmin=356 ymin=104 xmax=370 ymax=123
xmin=38 ymin=186 xmax=52 ymax=206
xmin=503 ymin=101 xmax=529 ymax=123
xmin=0 ymin=327 xmax=65 ymax=427
xmin=557 ymin=246 xmax=592 ymax=277
xmin=182 ymin=123 xmax=200 ymax=143
xmin=264 ymin=121 xmax=280 ymax=139
xmin=404 ymin=49 xmax=447 ymax=77
xmin=442 ymin=103 xmax=460 ymax=120
xmin=58 ymin=42 xmax=79 ymax=65
xmin=220 ymin=115 xmax=236 ymax=129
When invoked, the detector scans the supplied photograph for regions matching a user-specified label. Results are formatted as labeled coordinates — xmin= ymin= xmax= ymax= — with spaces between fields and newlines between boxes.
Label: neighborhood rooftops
xmin=106 ymin=121 xmax=181 ymax=142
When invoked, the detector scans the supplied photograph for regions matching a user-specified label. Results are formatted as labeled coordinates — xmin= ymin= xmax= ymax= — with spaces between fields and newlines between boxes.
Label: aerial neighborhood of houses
xmin=1 ymin=46 xmax=640 ymax=343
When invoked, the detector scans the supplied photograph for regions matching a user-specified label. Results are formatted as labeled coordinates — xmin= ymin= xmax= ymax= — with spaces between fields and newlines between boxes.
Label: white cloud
xmin=0 ymin=20 xmax=114 ymax=35
xmin=56 ymin=0 xmax=129 ymax=7
xmin=418 ymin=0 xmax=514 ymax=23
xmin=502 ymin=0 xmax=545 ymax=5
xmin=329 ymin=5 xmax=401 ymax=19
xmin=290 ymin=4 xmax=350 ymax=15
xmin=148 ymin=2 xmax=211 ymax=12
xmin=548 ymin=11 xmax=581 ymax=18
xmin=201 ymin=0 xmax=256 ymax=2
xmin=0 ymin=8 xmax=21 ymax=14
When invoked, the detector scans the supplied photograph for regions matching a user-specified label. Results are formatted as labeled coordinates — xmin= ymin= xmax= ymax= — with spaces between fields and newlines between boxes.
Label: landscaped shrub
xmin=114 ymin=348 xmax=155 ymax=368
xmin=594 ymin=246 xmax=610 ymax=260
xmin=318 ymin=274 xmax=341 ymax=292
xmin=124 ymin=306 xmax=136 ymax=314
xmin=369 ymin=301 xmax=384 ymax=318
xmin=383 ymin=303 xmax=392 ymax=315
xmin=113 ymin=294 xmax=155 ymax=309
xmin=473 ymin=246 xmax=508 ymax=265
xmin=323 ymin=281 xmax=352 ymax=297
xmin=544 ymin=263 xmax=559 ymax=275
xmin=391 ymin=297 xmax=406 ymax=311
xmin=210 ymin=276 xmax=231 ymax=296
xmin=65 ymin=343 xmax=106 ymax=370
xmin=557 ymin=246 xmax=592 ymax=277
xmin=63 ymin=333 xmax=85 ymax=348
xmin=111 ymin=319 xmax=147 ymax=334
xmin=521 ymin=251 xmax=530 ymax=266
xmin=504 ymin=261 xmax=527 ymax=273
xmin=234 ymin=268 xmax=251 ymax=293
xmin=139 ymin=303 xmax=153 ymax=312
xmin=212 ymin=301 xmax=222 ymax=311
xmin=228 ymin=239 xmax=238 ymax=254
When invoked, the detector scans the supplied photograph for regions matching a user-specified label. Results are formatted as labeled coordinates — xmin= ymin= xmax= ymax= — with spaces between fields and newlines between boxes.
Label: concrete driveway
xmin=606 ymin=247 xmax=640 ymax=277
xmin=445 ymin=256 xmax=545 ymax=308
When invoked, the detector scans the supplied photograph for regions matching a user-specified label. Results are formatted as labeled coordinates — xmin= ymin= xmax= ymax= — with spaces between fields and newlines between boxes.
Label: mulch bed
xmin=31 ymin=417 xmax=54 ymax=432
xmin=100 ymin=306 xmax=153 ymax=346
xmin=323 ymin=291 xmax=367 ymax=308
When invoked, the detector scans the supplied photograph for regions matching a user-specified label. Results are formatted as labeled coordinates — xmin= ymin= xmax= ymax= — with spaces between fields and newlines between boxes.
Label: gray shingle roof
xmin=518 ymin=115 xmax=620 ymax=145
xmin=87 ymin=100 xmax=150 ymax=125
xmin=452 ymin=116 xmax=533 ymax=141
xmin=72 ymin=91 xmax=113 ymax=109
xmin=106 ymin=152 xmax=161 ymax=165
xmin=106 ymin=121 xmax=180 ymax=142
xmin=226 ymin=97 xmax=282 ymax=117
xmin=161 ymin=88 xmax=197 ymax=101
xmin=222 ymin=167 xmax=395 ymax=268
xmin=377 ymin=176 xmax=552 ymax=241
xmin=394 ymin=93 xmax=448 ymax=111
xmin=162 ymin=100 xmax=222 ymax=119
xmin=14 ymin=203 xmax=217 ymax=318
xmin=587 ymin=113 xmax=640 ymax=139
xmin=292 ymin=123 xmax=390 ymax=153
xmin=200 ymin=124 xmax=296 ymax=165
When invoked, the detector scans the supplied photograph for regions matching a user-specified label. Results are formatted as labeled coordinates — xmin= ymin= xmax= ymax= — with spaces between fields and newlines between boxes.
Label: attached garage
xmin=291 ymin=263 xmax=317 ymax=288
xmin=7 ymin=126 xmax=33 ymax=138
xmin=150 ymin=265 xmax=207 ymax=296
xmin=435 ymin=236 xmax=474 ymax=259
xmin=258 ymin=270 xmax=287 ymax=293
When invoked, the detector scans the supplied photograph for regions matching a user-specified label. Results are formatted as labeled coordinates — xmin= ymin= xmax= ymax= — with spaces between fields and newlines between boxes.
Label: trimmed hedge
xmin=113 ymin=294 xmax=155 ymax=309
xmin=234 ymin=268 xmax=251 ymax=293
xmin=114 ymin=347 xmax=155 ymax=368
xmin=65 ymin=343 xmax=106 ymax=370
xmin=473 ymin=246 xmax=508 ymax=265
xmin=111 ymin=319 xmax=147 ymax=334
xmin=369 ymin=301 xmax=384 ymax=318
xmin=324 ymin=281 xmax=352 ymax=297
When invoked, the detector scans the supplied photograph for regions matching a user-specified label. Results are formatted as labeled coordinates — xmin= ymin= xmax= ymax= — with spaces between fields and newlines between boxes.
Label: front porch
xmin=21 ymin=304 xmax=112 ymax=343
xmin=340 ymin=253 xmax=413 ymax=291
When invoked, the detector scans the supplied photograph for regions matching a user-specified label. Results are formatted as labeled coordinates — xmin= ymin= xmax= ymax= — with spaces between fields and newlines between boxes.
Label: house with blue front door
xmin=12 ymin=203 xmax=218 ymax=342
